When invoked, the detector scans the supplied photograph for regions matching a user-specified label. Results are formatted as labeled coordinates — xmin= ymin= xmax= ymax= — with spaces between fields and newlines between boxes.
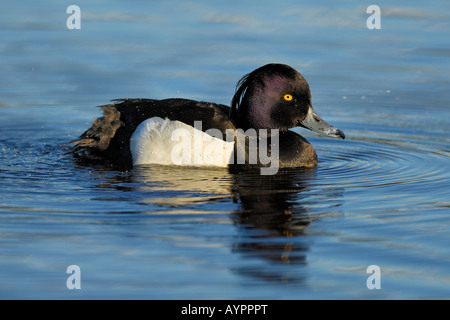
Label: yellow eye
xmin=283 ymin=94 xmax=293 ymax=101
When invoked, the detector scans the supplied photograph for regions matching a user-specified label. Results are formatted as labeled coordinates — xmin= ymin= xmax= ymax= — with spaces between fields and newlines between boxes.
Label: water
xmin=1 ymin=0 xmax=449 ymax=299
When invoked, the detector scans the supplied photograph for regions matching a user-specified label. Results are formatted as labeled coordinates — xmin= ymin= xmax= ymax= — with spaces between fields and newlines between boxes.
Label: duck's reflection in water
xmin=229 ymin=168 xmax=316 ymax=283
xmin=230 ymin=168 xmax=316 ymax=234
xmin=129 ymin=165 xmax=344 ymax=283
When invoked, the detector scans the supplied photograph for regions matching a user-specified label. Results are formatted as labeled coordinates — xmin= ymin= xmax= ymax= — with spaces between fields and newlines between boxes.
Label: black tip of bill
xmin=336 ymin=128 xmax=345 ymax=139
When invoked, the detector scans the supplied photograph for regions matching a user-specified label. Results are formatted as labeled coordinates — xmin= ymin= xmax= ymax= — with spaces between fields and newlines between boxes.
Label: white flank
xmin=130 ymin=117 xmax=235 ymax=167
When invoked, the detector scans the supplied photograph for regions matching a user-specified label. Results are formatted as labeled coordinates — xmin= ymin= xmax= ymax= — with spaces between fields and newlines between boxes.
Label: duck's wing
xmin=69 ymin=98 xmax=235 ymax=168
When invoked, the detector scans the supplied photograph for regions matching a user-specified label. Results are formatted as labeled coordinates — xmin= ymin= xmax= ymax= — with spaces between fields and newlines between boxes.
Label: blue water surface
xmin=0 ymin=0 xmax=449 ymax=299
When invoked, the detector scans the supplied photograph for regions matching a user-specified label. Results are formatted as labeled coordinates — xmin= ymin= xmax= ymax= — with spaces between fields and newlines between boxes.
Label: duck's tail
xmin=66 ymin=102 xmax=125 ymax=167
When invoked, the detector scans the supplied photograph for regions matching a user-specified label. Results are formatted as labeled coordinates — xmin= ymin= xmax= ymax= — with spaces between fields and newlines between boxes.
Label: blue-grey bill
xmin=299 ymin=106 xmax=345 ymax=139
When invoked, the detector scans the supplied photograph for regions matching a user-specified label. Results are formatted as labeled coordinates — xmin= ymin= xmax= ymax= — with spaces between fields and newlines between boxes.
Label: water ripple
xmin=316 ymin=136 xmax=448 ymax=194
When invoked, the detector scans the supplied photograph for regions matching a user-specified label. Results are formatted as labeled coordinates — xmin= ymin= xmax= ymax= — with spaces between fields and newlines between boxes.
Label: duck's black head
xmin=230 ymin=63 xmax=345 ymax=139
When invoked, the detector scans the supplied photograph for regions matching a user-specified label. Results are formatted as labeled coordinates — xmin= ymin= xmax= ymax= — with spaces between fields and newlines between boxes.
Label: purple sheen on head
xmin=248 ymin=75 xmax=297 ymax=129
xmin=231 ymin=63 xmax=312 ymax=130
